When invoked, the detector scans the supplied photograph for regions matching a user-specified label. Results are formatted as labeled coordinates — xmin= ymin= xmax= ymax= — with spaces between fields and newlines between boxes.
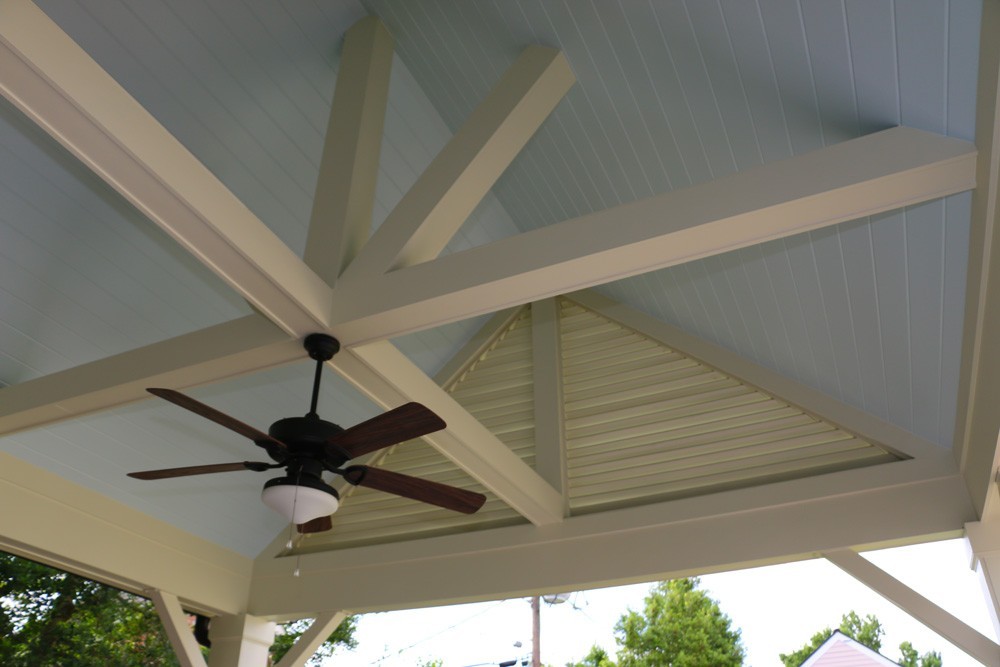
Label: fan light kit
xmin=128 ymin=333 xmax=486 ymax=533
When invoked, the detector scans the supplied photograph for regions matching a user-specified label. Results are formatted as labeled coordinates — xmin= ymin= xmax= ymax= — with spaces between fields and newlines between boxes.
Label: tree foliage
xmin=1 ymin=551 xmax=358 ymax=667
xmin=0 ymin=551 xmax=178 ymax=666
xmin=779 ymin=611 xmax=942 ymax=667
xmin=612 ymin=578 xmax=745 ymax=667
xmin=568 ymin=644 xmax=616 ymax=667
xmin=268 ymin=615 xmax=358 ymax=666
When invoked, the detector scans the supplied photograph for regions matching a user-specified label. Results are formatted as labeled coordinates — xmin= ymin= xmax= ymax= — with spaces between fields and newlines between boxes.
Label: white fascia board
xmin=568 ymin=290 xmax=944 ymax=461
xmin=0 ymin=452 xmax=252 ymax=615
xmin=330 ymin=126 xmax=977 ymax=344
xmin=249 ymin=453 xmax=971 ymax=616
xmin=330 ymin=342 xmax=564 ymax=525
xmin=0 ymin=0 xmax=332 ymax=336
xmin=953 ymin=0 xmax=1000 ymax=518
xmin=0 ymin=314 xmax=300 ymax=438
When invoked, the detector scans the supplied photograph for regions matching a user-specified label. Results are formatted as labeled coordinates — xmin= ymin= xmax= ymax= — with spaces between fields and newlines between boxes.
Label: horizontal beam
xmin=330 ymin=126 xmax=976 ymax=343
xmin=331 ymin=342 xmax=564 ymax=526
xmin=0 ymin=0 xmax=332 ymax=335
xmin=0 ymin=452 xmax=251 ymax=615
xmin=0 ymin=314 xmax=300 ymax=438
xmin=825 ymin=549 xmax=1000 ymax=665
xmin=343 ymin=46 xmax=574 ymax=280
xmin=568 ymin=290 xmax=944 ymax=461
xmin=250 ymin=453 xmax=971 ymax=616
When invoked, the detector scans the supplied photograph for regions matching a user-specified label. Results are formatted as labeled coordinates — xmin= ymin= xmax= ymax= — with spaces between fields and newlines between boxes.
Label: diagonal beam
xmin=329 ymin=126 xmax=977 ymax=344
xmin=330 ymin=342 xmax=564 ymax=526
xmin=953 ymin=0 xmax=1000 ymax=518
xmin=149 ymin=590 xmax=209 ymax=667
xmin=0 ymin=0 xmax=332 ymax=336
xmin=825 ymin=549 xmax=1000 ymax=665
xmin=273 ymin=612 xmax=349 ymax=667
xmin=0 ymin=314 xmax=300 ymax=438
xmin=303 ymin=17 xmax=393 ymax=284
xmin=341 ymin=46 xmax=574 ymax=281
xmin=568 ymin=290 xmax=944 ymax=461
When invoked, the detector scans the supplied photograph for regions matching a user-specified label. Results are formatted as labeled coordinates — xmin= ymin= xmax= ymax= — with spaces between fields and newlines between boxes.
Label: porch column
xmin=208 ymin=614 xmax=276 ymax=667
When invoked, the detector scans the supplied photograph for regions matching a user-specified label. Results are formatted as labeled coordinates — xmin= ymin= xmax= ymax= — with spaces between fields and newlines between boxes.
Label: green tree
xmin=568 ymin=644 xmax=616 ymax=667
xmin=779 ymin=611 xmax=941 ymax=667
xmin=259 ymin=615 xmax=358 ymax=666
xmin=1 ymin=551 xmax=357 ymax=667
xmin=899 ymin=641 xmax=943 ymax=667
xmin=613 ymin=578 xmax=745 ymax=667
xmin=0 ymin=551 xmax=178 ymax=666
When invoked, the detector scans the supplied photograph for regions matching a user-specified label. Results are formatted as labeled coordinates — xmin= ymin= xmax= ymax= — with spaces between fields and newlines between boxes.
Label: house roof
xmin=801 ymin=631 xmax=900 ymax=667
xmin=0 ymin=1 xmax=997 ymax=649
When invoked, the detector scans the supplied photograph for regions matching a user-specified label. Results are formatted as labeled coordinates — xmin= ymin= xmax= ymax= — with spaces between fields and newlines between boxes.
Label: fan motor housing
xmin=267 ymin=416 xmax=344 ymax=461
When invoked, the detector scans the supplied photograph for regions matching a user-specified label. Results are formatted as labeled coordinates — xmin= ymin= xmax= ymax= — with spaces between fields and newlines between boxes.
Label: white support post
xmin=965 ymin=521 xmax=1000 ymax=640
xmin=208 ymin=614 xmax=276 ymax=667
xmin=149 ymin=590 xmax=209 ymax=667
xmin=531 ymin=298 xmax=568 ymax=515
xmin=274 ymin=612 xmax=349 ymax=667
xmin=303 ymin=17 xmax=393 ymax=284
xmin=824 ymin=549 xmax=1000 ymax=665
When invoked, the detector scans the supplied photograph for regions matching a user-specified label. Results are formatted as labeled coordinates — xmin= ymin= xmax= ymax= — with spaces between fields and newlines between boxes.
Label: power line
xmin=367 ymin=599 xmax=511 ymax=665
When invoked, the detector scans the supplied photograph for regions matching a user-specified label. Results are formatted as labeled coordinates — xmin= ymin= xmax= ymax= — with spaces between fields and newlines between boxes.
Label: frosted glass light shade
xmin=261 ymin=477 xmax=340 ymax=523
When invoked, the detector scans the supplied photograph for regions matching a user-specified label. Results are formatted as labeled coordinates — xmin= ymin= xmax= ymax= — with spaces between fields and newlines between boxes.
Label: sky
xmin=320 ymin=539 xmax=996 ymax=667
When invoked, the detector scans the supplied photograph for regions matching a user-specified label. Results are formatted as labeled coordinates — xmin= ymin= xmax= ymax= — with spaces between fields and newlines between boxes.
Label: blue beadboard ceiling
xmin=0 ymin=0 xmax=981 ymax=555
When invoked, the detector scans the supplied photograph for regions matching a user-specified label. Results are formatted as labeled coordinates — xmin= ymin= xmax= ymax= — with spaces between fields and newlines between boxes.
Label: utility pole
xmin=531 ymin=595 xmax=541 ymax=667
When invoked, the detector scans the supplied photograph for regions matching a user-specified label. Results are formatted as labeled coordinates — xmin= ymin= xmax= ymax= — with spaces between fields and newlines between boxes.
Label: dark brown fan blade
xmin=296 ymin=516 xmax=333 ymax=534
xmin=343 ymin=465 xmax=486 ymax=514
xmin=326 ymin=402 xmax=445 ymax=460
xmin=128 ymin=462 xmax=256 ymax=480
xmin=147 ymin=388 xmax=286 ymax=451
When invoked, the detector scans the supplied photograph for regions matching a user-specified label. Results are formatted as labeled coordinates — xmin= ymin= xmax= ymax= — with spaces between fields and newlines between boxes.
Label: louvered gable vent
xmin=298 ymin=297 xmax=899 ymax=552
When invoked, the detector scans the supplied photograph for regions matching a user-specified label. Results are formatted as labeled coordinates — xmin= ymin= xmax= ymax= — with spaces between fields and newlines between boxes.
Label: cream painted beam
xmin=330 ymin=126 xmax=976 ymax=344
xmin=0 ymin=0 xmax=332 ymax=335
xmin=303 ymin=17 xmax=393 ymax=284
xmin=274 ymin=612 xmax=349 ymax=667
xmin=0 ymin=314 xmax=300 ymax=438
xmin=568 ymin=290 xmax=944 ymax=461
xmin=342 ymin=46 xmax=574 ymax=282
xmin=250 ymin=454 xmax=971 ymax=616
xmin=331 ymin=342 xmax=564 ymax=525
xmin=531 ymin=299 xmax=568 ymax=513
xmin=0 ymin=453 xmax=251 ymax=615
xmin=150 ymin=590 xmax=210 ymax=667
xmin=966 ymin=520 xmax=1000 ymax=638
xmin=825 ymin=549 xmax=1000 ymax=665
xmin=954 ymin=0 xmax=1000 ymax=518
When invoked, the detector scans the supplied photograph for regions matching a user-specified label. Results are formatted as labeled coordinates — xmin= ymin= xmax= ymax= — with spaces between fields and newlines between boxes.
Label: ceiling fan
xmin=128 ymin=334 xmax=487 ymax=533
